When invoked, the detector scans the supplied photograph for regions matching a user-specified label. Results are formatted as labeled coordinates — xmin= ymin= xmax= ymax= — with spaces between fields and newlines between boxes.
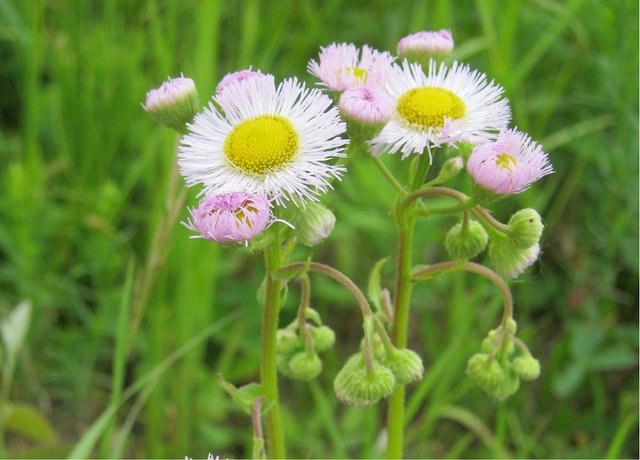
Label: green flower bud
xmin=488 ymin=370 xmax=520 ymax=400
xmin=286 ymin=351 xmax=323 ymax=381
xmin=480 ymin=329 xmax=515 ymax=356
xmin=507 ymin=209 xmax=544 ymax=249
xmin=488 ymin=239 xmax=540 ymax=279
xmin=466 ymin=353 xmax=504 ymax=390
xmin=276 ymin=329 xmax=301 ymax=355
xmin=310 ymin=325 xmax=336 ymax=353
xmin=360 ymin=333 xmax=385 ymax=360
xmin=381 ymin=348 xmax=424 ymax=385
xmin=334 ymin=354 xmax=396 ymax=408
xmin=296 ymin=202 xmax=336 ymax=247
xmin=511 ymin=353 xmax=541 ymax=381
xmin=277 ymin=353 xmax=294 ymax=378
xmin=143 ymin=76 xmax=198 ymax=132
xmin=431 ymin=156 xmax=464 ymax=185
xmin=445 ymin=220 xmax=489 ymax=260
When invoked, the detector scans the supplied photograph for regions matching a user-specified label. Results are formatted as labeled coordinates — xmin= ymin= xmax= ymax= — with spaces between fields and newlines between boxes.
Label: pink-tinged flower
xmin=339 ymin=86 xmax=393 ymax=125
xmin=307 ymin=43 xmax=395 ymax=92
xmin=144 ymin=76 xmax=198 ymax=130
xmin=370 ymin=60 xmax=511 ymax=158
xmin=183 ymin=192 xmax=272 ymax=244
xmin=467 ymin=129 xmax=553 ymax=194
xmin=216 ymin=68 xmax=271 ymax=95
xmin=397 ymin=30 xmax=454 ymax=58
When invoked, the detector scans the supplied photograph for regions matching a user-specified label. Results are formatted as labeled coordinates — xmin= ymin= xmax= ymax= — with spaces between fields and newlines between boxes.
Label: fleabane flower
xmin=307 ymin=43 xmax=395 ymax=92
xmin=370 ymin=60 xmax=511 ymax=159
xmin=397 ymin=30 xmax=454 ymax=60
xmin=179 ymin=74 xmax=347 ymax=205
xmin=183 ymin=192 xmax=272 ymax=244
xmin=216 ymin=68 xmax=270 ymax=95
xmin=467 ymin=129 xmax=553 ymax=194
xmin=144 ymin=76 xmax=198 ymax=131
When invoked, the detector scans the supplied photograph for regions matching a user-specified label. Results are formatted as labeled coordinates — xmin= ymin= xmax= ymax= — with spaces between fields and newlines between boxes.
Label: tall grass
xmin=0 ymin=0 xmax=637 ymax=458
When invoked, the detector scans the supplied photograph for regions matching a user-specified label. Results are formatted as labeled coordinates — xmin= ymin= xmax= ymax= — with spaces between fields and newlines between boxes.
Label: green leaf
xmin=218 ymin=375 xmax=264 ymax=415
xmin=553 ymin=362 xmax=586 ymax=397
xmin=3 ymin=402 xmax=59 ymax=443
xmin=1 ymin=300 xmax=32 ymax=372
xmin=589 ymin=345 xmax=638 ymax=371
xmin=367 ymin=257 xmax=389 ymax=314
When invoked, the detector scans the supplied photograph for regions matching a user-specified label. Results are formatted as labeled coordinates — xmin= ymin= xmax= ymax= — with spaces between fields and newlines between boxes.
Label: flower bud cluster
xmin=276 ymin=312 xmax=336 ymax=381
xmin=466 ymin=318 xmax=540 ymax=400
xmin=335 ymin=320 xmax=423 ymax=408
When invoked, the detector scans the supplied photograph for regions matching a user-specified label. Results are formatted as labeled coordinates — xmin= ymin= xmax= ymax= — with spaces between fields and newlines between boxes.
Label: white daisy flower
xmin=178 ymin=74 xmax=348 ymax=206
xmin=370 ymin=60 xmax=511 ymax=159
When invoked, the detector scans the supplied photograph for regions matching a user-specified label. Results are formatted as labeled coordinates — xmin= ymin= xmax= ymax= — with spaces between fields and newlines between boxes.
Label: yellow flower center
xmin=339 ymin=66 xmax=368 ymax=84
xmin=396 ymin=86 xmax=466 ymax=129
xmin=495 ymin=153 xmax=517 ymax=172
xmin=224 ymin=115 xmax=299 ymax=176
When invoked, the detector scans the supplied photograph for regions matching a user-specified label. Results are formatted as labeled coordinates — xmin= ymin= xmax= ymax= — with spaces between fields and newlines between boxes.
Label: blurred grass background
xmin=0 ymin=0 xmax=638 ymax=458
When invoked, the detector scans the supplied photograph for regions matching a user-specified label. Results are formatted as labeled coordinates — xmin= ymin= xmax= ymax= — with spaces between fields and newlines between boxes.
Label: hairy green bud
xmin=310 ymin=325 xmax=336 ymax=353
xmin=488 ymin=239 xmax=540 ymax=279
xmin=286 ymin=351 xmax=323 ymax=381
xmin=276 ymin=328 xmax=302 ymax=356
xmin=507 ymin=209 xmax=543 ymax=249
xmin=380 ymin=347 xmax=424 ymax=385
xmin=445 ymin=220 xmax=489 ymax=260
xmin=334 ymin=353 xmax=396 ymax=408
xmin=511 ymin=353 xmax=541 ymax=381
xmin=296 ymin=202 xmax=336 ymax=247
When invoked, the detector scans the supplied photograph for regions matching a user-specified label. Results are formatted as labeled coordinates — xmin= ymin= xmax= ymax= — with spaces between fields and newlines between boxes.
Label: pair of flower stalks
xmin=145 ymin=28 xmax=551 ymax=459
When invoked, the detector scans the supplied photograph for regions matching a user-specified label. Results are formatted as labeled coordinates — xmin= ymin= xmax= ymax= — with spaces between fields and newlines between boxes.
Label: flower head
xmin=397 ymin=30 xmax=454 ymax=59
xmin=216 ymin=68 xmax=270 ymax=95
xmin=339 ymin=86 xmax=393 ymax=125
xmin=183 ymin=192 xmax=272 ymax=244
xmin=370 ymin=60 xmax=511 ymax=158
xmin=144 ymin=76 xmax=198 ymax=130
xmin=179 ymin=74 xmax=347 ymax=205
xmin=467 ymin=129 xmax=553 ymax=194
xmin=308 ymin=43 xmax=395 ymax=92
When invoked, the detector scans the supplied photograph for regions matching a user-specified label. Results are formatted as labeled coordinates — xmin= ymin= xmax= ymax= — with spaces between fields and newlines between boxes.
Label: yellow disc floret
xmin=397 ymin=86 xmax=466 ymax=130
xmin=339 ymin=67 xmax=369 ymax=84
xmin=496 ymin=153 xmax=517 ymax=172
xmin=224 ymin=114 xmax=299 ymax=176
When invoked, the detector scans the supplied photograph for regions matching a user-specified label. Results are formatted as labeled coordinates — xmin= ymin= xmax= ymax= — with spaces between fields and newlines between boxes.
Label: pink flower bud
xmin=183 ymin=192 xmax=272 ymax=244
xmin=397 ymin=30 xmax=454 ymax=58
xmin=216 ymin=69 xmax=271 ymax=95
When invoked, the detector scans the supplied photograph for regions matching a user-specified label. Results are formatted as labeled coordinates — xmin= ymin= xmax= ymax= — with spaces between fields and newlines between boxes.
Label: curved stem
xmin=296 ymin=274 xmax=313 ymax=352
xmin=473 ymin=207 xmax=509 ymax=233
xmin=412 ymin=261 xmax=513 ymax=322
xmin=261 ymin=239 xmax=286 ymax=459
xmin=280 ymin=262 xmax=374 ymax=318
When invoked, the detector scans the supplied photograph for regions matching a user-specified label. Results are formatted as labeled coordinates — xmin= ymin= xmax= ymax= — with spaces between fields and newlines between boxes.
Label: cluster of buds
xmin=466 ymin=318 xmax=540 ymax=400
xmin=276 ymin=308 xmax=336 ymax=381
xmin=333 ymin=317 xmax=423 ymax=407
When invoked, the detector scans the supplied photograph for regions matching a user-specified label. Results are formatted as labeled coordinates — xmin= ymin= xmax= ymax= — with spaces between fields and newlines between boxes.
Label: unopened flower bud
xmin=507 ymin=209 xmax=544 ymax=249
xmin=511 ymin=353 xmax=541 ymax=381
xmin=296 ymin=202 xmax=336 ymax=246
xmin=466 ymin=353 xmax=504 ymax=390
xmin=381 ymin=348 xmax=424 ymax=385
xmin=397 ymin=30 xmax=454 ymax=64
xmin=489 ymin=239 xmax=540 ymax=279
xmin=360 ymin=333 xmax=385 ymax=360
xmin=276 ymin=329 xmax=301 ymax=355
xmin=431 ymin=156 xmax=464 ymax=185
xmin=334 ymin=354 xmax=396 ymax=408
xmin=445 ymin=220 xmax=489 ymax=260
xmin=310 ymin=325 xmax=336 ymax=353
xmin=144 ymin=76 xmax=198 ymax=131
xmin=488 ymin=370 xmax=520 ymax=401
xmin=287 ymin=351 xmax=323 ymax=381
xmin=480 ymin=328 xmax=515 ymax=356
xmin=339 ymin=87 xmax=392 ymax=143
xmin=216 ymin=69 xmax=270 ymax=95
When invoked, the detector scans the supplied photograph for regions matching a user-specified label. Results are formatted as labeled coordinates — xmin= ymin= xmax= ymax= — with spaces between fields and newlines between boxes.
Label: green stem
xmin=261 ymin=239 xmax=286 ymax=459
xmin=371 ymin=155 xmax=406 ymax=193
xmin=387 ymin=153 xmax=430 ymax=459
